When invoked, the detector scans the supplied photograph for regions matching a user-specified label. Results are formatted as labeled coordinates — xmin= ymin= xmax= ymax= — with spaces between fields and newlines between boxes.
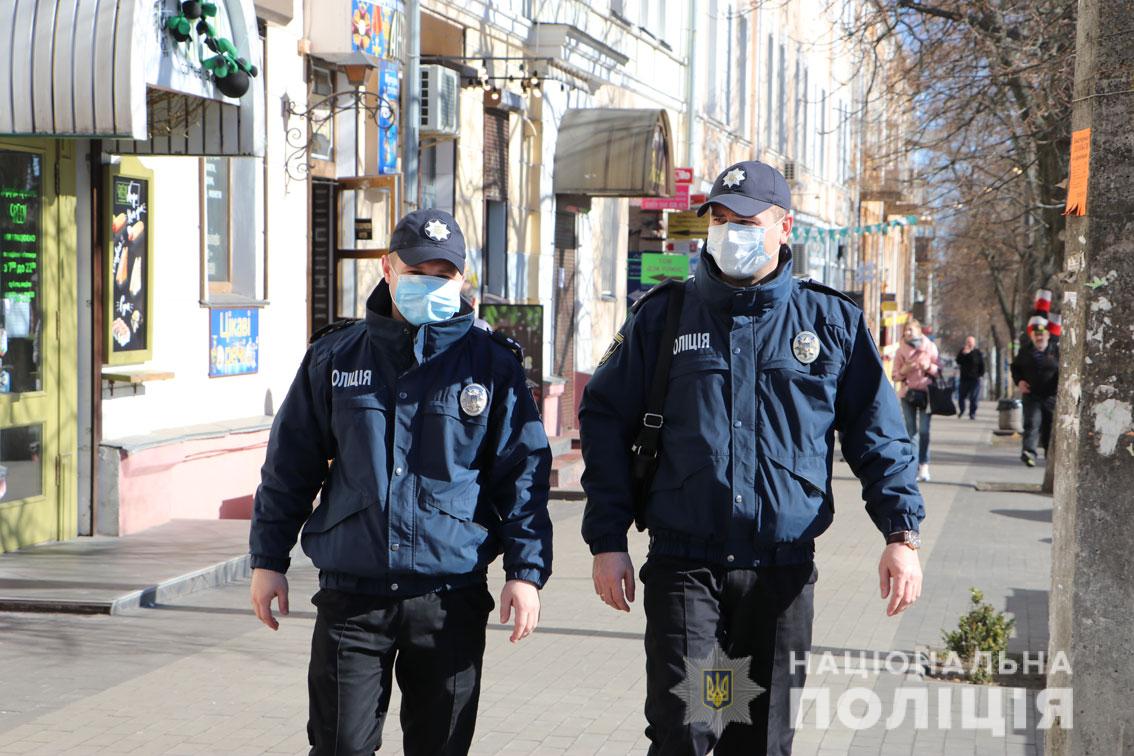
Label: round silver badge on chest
xmin=792 ymin=331 xmax=821 ymax=365
xmin=460 ymin=383 xmax=489 ymax=417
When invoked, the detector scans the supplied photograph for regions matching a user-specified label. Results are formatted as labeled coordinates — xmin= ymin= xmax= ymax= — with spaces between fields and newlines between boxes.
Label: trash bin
xmin=998 ymin=398 xmax=1023 ymax=433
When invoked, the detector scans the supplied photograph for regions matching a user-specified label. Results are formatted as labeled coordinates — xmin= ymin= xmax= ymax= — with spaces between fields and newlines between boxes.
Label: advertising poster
xmin=351 ymin=0 xmax=405 ymax=60
xmin=209 ymin=308 xmax=259 ymax=378
xmin=378 ymin=60 xmax=400 ymax=175
xmin=106 ymin=159 xmax=154 ymax=365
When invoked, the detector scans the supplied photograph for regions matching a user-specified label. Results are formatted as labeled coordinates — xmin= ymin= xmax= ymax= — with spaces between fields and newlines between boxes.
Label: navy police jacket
xmin=580 ymin=249 xmax=924 ymax=566
xmin=250 ymin=282 xmax=553 ymax=595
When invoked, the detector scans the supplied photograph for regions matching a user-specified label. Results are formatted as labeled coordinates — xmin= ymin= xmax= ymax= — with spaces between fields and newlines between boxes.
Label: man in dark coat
xmin=955 ymin=336 xmax=986 ymax=419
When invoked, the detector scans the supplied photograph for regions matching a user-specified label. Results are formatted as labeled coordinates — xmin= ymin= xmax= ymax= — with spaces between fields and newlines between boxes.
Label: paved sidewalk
xmin=0 ymin=520 xmax=251 ymax=613
xmin=0 ymin=413 xmax=1050 ymax=754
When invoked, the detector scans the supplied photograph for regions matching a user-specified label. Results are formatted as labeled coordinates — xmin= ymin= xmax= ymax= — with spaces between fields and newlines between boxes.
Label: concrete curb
xmin=0 ymin=554 xmax=251 ymax=615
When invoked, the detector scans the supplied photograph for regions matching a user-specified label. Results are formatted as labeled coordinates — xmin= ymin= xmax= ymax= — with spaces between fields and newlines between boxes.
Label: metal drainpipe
xmin=402 ymin=0 xmax=421 ymax=212
xmin=685 ymin=0 xmax=697 ymax=170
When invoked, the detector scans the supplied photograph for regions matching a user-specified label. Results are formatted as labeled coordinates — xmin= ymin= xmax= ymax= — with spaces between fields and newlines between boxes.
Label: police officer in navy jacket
xmin=249 ymin=209 xmax=552 ymax=756
xmin=580 ymin=162 xmax=926 ymax=755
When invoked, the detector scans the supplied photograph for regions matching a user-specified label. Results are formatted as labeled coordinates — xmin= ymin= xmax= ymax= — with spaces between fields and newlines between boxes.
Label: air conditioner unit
xmin=420 ymin=64 xmax=459 ymax=135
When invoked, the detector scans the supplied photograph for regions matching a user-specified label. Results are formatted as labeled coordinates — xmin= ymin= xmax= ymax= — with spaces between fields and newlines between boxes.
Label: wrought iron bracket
xmin=282 ymin=89 xmax=397 ymax=186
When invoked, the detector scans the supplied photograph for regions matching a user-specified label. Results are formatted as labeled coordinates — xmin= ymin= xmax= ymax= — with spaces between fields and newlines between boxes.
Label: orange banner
xmin=1064 ymin=128 xmax=1091 ymax=216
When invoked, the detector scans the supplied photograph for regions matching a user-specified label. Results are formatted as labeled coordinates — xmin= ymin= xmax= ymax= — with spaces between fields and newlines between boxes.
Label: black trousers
xmin=307 ymin=584 xmax=494 ymax=756
xmin=642 ymin=556 xmax=816 ymax=756
xmin=958 ymin=378 xmax=981 ymax=418
xmin=1022 ymin=394 xmax=1056 ymax=458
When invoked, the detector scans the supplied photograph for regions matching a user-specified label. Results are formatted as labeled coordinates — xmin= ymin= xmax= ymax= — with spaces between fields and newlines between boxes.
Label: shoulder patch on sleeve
xmin=490 ymin=330 xmax=524 ymax=363
xmin=309 ymin=318 xmax=361 ymax=345
xmin=630 ymin=279 xmax=678 ymax=314
xmin=597 ymin=331 xmax=624 ymax=368
xmin=799 ymin=278 xmax=860 ymax=308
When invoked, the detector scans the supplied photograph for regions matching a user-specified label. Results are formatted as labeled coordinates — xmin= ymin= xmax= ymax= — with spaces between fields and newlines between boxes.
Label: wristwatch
xmin=886 ymin=530 xmax=921 ymax=550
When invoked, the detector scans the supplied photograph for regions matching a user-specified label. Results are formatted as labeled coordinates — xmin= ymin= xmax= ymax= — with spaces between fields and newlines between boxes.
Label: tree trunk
xmin=1046 ymin=0 xmax=1134 ymax=751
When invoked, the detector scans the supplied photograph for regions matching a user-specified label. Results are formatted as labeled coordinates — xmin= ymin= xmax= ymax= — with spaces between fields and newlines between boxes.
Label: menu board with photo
xmin=106 ymin=159 xmax=154 ymax=365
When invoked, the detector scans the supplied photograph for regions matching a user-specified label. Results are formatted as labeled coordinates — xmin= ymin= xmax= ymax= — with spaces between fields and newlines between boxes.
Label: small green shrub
xmin=942 ymin=588 xmax=1015 ymax=684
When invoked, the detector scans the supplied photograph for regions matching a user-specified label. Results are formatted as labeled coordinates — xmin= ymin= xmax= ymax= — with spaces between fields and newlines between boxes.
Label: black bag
xmin=905 ymin=388 xmax=928 ymax=410
xmin=928 ymin=376 xmax=957 ymax=416
xmin=629 ymin=284 xmax=686 ymax=531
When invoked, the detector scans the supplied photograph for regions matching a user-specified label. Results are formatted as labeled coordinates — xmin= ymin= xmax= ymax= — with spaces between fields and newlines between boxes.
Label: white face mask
xmin=706 ymin=222 xmax=776 ymax=278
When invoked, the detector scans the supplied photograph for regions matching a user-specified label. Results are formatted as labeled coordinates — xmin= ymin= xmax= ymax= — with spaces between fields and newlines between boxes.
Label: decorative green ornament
xmin=165 ymin=1 xmax=258 ymax=98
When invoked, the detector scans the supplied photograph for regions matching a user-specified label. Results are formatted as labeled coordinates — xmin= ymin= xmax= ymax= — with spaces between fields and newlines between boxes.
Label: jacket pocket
xmin=301 ymin=495 xmax=371 ymax=535
xmin=647 ymin=454 xmax=728 ymax=539
xmin=415 ymin=395 xmax=489 ymax=483
xmin=415 ymin=493 xmax=490 ymax=575
xmin=763 ymin=453 xmax=833 ymax=541
xmin=760 ymin=361 xmax=840 ymax=459
xmin=331 ymin=394 xmax=390 ymax=486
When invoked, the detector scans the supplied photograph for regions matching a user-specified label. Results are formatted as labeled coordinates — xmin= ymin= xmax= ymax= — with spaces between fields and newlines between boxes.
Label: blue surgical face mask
xmin=391 ymin=272 xmax=462 ymax=325
xmin=706 ymin=222 xmax=776 ymax=279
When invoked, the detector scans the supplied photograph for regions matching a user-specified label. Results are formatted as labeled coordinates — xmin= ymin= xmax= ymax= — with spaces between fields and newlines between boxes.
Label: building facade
xmin=0 ymin=0 xmax=309 ymax=550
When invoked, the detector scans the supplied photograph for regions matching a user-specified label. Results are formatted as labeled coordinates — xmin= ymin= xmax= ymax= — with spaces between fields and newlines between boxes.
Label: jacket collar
xmin=693 ymin=245 xmax=796 ymax=316
xmin=365 ymin=280 xmax=474 ymax=364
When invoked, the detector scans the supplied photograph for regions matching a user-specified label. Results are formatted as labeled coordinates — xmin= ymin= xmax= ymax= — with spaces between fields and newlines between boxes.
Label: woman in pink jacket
xmin=891 ymin=319 xmax=940 ymax=481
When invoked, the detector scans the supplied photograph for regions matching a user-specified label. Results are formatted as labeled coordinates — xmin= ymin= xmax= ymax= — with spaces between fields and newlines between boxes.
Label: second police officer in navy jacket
xmin=249 ymin=209 xmax=552 ymax=756
xmin=580 ymin=161 xmax=926 ymax=755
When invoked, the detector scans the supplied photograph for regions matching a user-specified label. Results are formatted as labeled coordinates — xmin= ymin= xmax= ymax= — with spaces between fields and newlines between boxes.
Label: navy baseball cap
xmin=696 ymin=160 xmax=792 ymax=218
xmin=389 ymin=209 xmax=467 ymax=274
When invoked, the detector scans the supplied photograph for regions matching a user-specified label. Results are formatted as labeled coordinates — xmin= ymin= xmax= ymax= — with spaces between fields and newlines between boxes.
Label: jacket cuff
xmin=587 ymin=534 xmax=630 ymax=555
xmin=250 ymin=554 xmax=291 ymax=573
xmin=880 ymin=514 xmax=923 ymax=539
xmin=505 ymin=567 xmax=548 ymax=588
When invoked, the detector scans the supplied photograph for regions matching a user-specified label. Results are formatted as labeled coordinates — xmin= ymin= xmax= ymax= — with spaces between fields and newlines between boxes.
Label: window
xmin=420 ymin=141 xmax=456 ymax=215
xmin=777 ymin=44 xmax=786 ymax=154
xmin=201 ymin=157 xmax=266 ymax=303
xmin=0 ymin=151 xmax=43 ymax=393
xmin=638 ymin=0 xmax=666 ymax=41
xmin=309 ymin=66 xmax=334 ymax=161
xmin=800 ymin=64 xmax=809 ymax=164
xmin=765 ymin=35 xmax=774 ymax=147
xmin=819 ymin=89 xmax=828 ymax=178
xmin=735 ymin=14 xmax=749 ymax=135
xmin=707 ymin=0 xmax=720 ymax=120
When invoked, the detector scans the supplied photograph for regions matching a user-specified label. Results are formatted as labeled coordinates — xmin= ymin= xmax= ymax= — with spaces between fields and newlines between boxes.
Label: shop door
xmin=0 ymin=141 xmax=76 ymax=552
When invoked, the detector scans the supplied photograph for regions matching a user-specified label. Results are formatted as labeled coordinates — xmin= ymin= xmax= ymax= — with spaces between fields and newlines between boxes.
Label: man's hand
xmin=593 ymin=552 xmax=636 ymax=612
xmin=1018 ymin=380 xmax=1031 ymax=395
xmin=879 ymin=544 xmax=922 ymax=617
xmin=500 ymin=580 xmax=540 ymax=643
xmin=250 ymin=568 xmax=289 ymax=631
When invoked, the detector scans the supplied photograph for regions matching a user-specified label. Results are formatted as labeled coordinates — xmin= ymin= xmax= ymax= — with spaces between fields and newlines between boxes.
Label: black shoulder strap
xmin=490 ymin=329 xmax=525 ymax=363
xmin=632 ymin=282 xmax=686 ymax=457
xmin=309 ymin=318 xmax=360 ymax=345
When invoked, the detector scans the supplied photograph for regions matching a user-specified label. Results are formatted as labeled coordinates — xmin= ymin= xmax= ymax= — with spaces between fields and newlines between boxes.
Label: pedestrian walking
xmin=248 ymin=209 xmax=553 ymax=756
xmin=955 ymin=335 xmax=985 ymax=419
xmin=1011 ymin=318 xmax=1059 ymax=467
xmin=578 ymin=161 xmax=926 ymax=756
xmin=892 ymin=319 xmax=940 ymax=482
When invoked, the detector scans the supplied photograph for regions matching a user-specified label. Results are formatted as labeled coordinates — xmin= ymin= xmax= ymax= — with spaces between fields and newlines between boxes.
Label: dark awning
xmin=553 ymin=108 xmax=674 ymax=197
